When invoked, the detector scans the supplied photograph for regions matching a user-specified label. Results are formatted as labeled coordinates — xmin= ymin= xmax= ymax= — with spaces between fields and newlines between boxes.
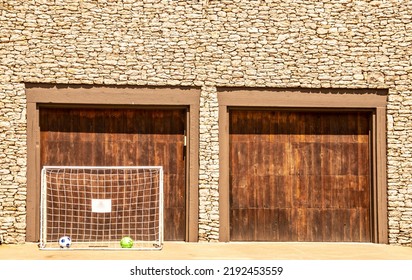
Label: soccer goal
xmin=39 ymin=166 xmax=163 ymax=250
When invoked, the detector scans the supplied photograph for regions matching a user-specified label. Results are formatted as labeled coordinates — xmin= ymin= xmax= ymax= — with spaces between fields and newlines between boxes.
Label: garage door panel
xmin=307 ymin=209 xmax=324 ymax=242
xmin=320 ymin=209 xmax=369 ymax=242
xmin=360 ymin=208 xmax=371 ymax=242
xmin=323 ymin=143 xmax=344 ymax=175
xmin=273 ymin=176 xmax=292 ymax=209
xmin=284 ymin=208 xmax=333 ymax=242
xmin=259 ymin=175 xmax=272 ymax=208
xmin=164 ymin=174 xmax=185 ymax=208
xmin=291 ymin=175 xmax=309 ymax=208
xmin=231 ymin=209 xmax=279 ymax=241
xmin=40 ymin=108 xmax=186 ymax=241
xmin=235 ymin=175 xmax=271 ymax=209
xmin=230 ymin=110 xmax=371 ymax=242
xmin=271 ymin=142 xmax=289 ymax=176
xmin=319 ymin=142 xmax=370 ymax=176
xmin=230 ymin=181 xmax=250 ymax=209
xmin=358 ymin=176 xmax=370 ymax=208
xmin=230 ymin=209 xmax=251 ymax=241
xmin=332 ymin=209 xmax=346 ymax=241
xmin=164 ymin=207 xmax=185 ymax=241
xmin=255 ymin=209 xmax=267 ymax=241
xmin=290 ymin=142 xmax=321 ymax=176
xmin=229 ymin=177 xmax=250 ymax=210
xmin=347 ymin=209 xmax=360 ymax=241
xmin=253 ymin=140 xmax=267 ymax=176
xmin=277 ymin=209 xmax=295 ymax=241
xmin=306 ymin=176 xmax=323 ymax=208
xmin=230 ymin=140 xmax=249 ymax=174
xmin=319 ymin=209 xmax=346 ymax=242
xmin=347 ymin=209 xmax=370 ymax=242
xmin=295 ymin=208 xmax=308 ymax=241
xmin=321 ymin=176 xmax=349 ymax=209
xmin=102 ymin=140 xmax=120 ymax=166
xmin=357 ymin=143 xmax=370 ymax=175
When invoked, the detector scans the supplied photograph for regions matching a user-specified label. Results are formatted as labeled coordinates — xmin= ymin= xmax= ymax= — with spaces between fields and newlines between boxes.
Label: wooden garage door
xmin=40 ymin=107 xmax=186 ymax=241
xmin=230 ymin=110 xmax=371 ymax=242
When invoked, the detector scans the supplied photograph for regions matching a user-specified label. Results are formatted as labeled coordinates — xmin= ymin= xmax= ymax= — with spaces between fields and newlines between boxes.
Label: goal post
xmin=39 ymin=166 xmax=164 ymax=250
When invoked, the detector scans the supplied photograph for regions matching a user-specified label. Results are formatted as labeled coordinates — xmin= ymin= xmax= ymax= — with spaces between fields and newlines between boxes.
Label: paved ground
xmin=1 ymin=242 xmax=412 ymax=260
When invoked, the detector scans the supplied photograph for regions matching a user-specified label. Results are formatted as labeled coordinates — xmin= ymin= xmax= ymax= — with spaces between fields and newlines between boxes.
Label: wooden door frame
xmin=218 ymin=88 xmax=388 ymax=243
xmin=25 ymin=84 xmax=200 ymax=242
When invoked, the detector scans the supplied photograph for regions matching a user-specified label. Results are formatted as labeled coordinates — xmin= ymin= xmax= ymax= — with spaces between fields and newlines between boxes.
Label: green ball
xmin=120 ymin=236 xmax=134 ymax=248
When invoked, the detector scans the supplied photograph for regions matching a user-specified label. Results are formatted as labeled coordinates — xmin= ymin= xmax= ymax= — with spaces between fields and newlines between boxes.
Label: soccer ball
xmin=120 ymin=236 xmax=133 ymax=248
xmin=59 ymin=236 xmax=72 ymax=248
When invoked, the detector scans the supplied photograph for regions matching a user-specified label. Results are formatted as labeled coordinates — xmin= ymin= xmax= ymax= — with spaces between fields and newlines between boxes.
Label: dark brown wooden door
xmin=40 ymin=107 xmax=186 ymax=241
xmin=230 ymin=110 xmax=371 ymax=242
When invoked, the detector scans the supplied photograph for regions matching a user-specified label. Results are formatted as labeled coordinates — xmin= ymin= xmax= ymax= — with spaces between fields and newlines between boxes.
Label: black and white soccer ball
xmin=59 ymin=236 xmax=72 ymax=248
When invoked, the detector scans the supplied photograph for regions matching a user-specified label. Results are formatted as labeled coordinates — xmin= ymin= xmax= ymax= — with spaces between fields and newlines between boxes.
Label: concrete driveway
xmin=1 ymin=242 xmax=412 ymax=260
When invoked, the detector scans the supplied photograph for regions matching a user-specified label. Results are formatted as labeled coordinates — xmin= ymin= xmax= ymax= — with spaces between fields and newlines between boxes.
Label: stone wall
xmin=0 ymin=83 xmax=27 ymax=244
xmin=0 ymin=0 xmax=411 ymax=245
xmin=199 ymin=86 xmax=220 ymax=241
xmin=387 ymin=89 xmax=412 ymax=245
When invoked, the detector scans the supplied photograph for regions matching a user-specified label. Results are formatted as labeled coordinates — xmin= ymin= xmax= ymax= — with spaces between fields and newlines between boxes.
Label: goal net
xmin=39 ymin=166 xmax=163 ymax=250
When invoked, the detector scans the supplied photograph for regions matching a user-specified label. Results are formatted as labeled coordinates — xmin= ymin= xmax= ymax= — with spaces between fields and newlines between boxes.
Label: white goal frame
xmin=39 ymin=166 xmax=163 ymax=250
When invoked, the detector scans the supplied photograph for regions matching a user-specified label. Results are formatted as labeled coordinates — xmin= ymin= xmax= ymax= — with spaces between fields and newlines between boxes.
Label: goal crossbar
xmin=39 ymin=166 xmax=164 ymax=250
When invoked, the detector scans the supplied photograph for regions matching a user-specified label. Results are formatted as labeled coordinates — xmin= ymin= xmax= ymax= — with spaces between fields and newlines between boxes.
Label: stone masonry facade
xmin=0 ymin=0 xmax=411 ymax=245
